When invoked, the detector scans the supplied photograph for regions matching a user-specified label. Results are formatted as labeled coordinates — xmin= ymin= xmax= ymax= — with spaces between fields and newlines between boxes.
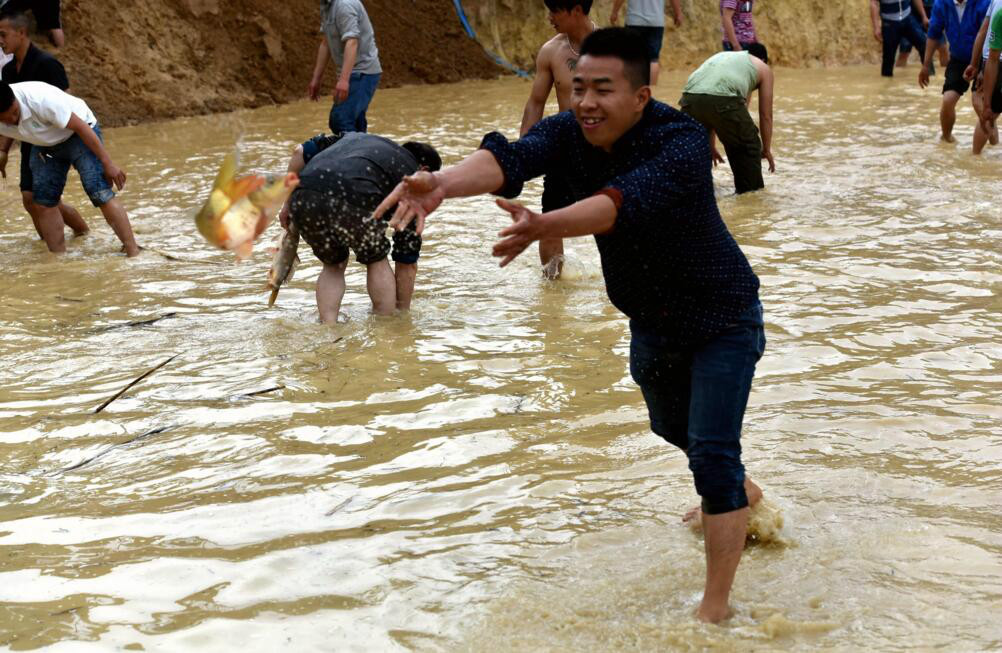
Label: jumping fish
xmin=195 ymin=152 xmax=299 ymax=260
xmin=266 ymin=223 xmax=300 ymax=306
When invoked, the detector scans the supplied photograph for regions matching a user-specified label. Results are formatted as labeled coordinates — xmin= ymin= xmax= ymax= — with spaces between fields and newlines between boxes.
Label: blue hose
xmin=451 ymin=0 xmax=531 ymax=79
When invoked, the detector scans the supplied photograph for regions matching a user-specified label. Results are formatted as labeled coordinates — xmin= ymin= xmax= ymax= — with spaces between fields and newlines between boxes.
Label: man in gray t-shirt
xmin=610 ymin=0 xmax=682 ymax=85
xmin=307 ymin=0 xmax=382 ymax=133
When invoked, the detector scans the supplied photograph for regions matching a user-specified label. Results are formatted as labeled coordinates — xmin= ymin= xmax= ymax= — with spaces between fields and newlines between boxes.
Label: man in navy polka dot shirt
xmin=375 ymin=27 xmax=766 ymax=624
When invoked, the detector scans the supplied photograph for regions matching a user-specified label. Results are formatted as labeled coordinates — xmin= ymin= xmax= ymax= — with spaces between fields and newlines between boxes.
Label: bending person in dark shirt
xmin=281 ymin=132 xmax=441 ymax=324
xmin=375 ymin=27 xmax=767 ymax=624
xmin=0 ymin=10 xmax=86 ymax=239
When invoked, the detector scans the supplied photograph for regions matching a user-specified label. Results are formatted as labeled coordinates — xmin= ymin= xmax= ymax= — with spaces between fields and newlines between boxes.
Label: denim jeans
xmin=629 ymin=302 xmax=766 ymax=514
xmin=881 ymin=15 xmax=926 ymax=77
xmin=29 ymin=124 xmax=115 ymax=208
xmin=328 ymin=72 xmax=381 ymax=133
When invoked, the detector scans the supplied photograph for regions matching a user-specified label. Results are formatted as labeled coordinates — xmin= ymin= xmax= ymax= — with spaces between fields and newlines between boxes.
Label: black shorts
xmin=627 ymin=25 xmax=664 ymax=62
xmin=3 ymin=0 xmax=61 ymax=30
xmin=943 ymin=56 xmax=970 ymax=96
xmin=290 ymin=186 xmax=421 ymax=266
xmin=19 ymin=141 xmax=32 ymax=192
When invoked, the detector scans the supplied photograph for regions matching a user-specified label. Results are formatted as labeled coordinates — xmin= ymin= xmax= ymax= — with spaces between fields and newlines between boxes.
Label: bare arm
xmin=309 ymin=39 xmax=330 ymax=100
xmin=0 ymin=136 xmax=12 ymax=179
xmin=919 ymin=37 xmax=940 ymax=87
xmin=67 ymin=114 xmax=125 ymax=189
xmin=722 ymin=8 xmax=741 ymax=50
xmin=335 ymin=38 xmax=359 ymax=103
xmin=278 ymin=145 xmax=307 ymax=229
xmin=610 ymin=0 xmax=626 ymax=25
xmin=669 ymin=0 xmax=683 ymax=27
xmin=756 ymin=64 xmax=775 ymax=173
xmin=870 ymin=0 xmax=883 ymax=41
xmin=968 ymin=16 xmax=990 ymax=79
xmin=520 ymin=47 xmax=555 ymax=136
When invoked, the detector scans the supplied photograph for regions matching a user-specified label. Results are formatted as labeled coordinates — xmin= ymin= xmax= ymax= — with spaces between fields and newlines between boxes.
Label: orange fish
xmin=195 ymin=152 xmax=299 ymax=260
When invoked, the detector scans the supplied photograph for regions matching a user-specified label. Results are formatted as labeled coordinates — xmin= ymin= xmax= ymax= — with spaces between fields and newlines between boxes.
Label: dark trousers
xmin=680 ymin=92 xmax=764 ymax=195
xmin=881 ymin=15 xmax=926 ymax=77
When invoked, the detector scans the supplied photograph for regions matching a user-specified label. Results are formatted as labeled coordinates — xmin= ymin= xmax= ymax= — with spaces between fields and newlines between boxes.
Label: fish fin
xmin=212 ymin=152 xmax=238 ymax=193
xmin=234 ymin=240 xmax=254 ymax=261
xmin=268 ymin=287 xmax=280 ymax=307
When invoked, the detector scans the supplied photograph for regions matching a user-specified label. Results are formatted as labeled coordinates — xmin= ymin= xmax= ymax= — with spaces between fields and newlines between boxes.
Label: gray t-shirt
xmin=322 ymin=0 xmax=382 ymax=75
xmin=298 ymin=132 xmax=417 ymax=203
xmin=626 ymin=0 xmax=666 ymax=27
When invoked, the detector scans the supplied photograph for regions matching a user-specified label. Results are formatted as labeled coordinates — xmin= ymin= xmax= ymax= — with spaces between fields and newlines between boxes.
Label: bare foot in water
xmin=695 ymin=604 xmax=734 ymax=624
xmin=941 ymin=134 xmax=956 ymax=144
xmin=683 ymin=478 xmax=764 ymax=532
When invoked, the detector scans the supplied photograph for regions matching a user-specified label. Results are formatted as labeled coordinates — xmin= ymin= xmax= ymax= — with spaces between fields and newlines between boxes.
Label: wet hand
xmin=334 ymin=79 xmax=350 ymax=104
xmin=372 ymin=171 xmax=444 ymax=235
xmin=711 ymin=147 xmax=725 ymax=167
xmin=307 ymin=78 xmax=321 ymax=102
xmin=963 ymin=64 xmax=976 ymax=82
xmin=762 ymin=150 xmax=776 ymax=173
xmin=673 ymin=12 xmax=683 ymax=27
xmin=492 ymin=198 xmax=542 ymax=268
xmin=279 ymin=202 xmax=291 ymax=230
xmin=873 ymin=28 xmax=882 ymax=43
xmin=105 ymin=163 xmax=127 ymax=190
xmin=609 ymin=9 xmax=619 ymax=25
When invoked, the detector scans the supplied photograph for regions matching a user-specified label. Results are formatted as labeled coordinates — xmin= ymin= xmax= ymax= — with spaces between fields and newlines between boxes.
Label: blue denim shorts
xmin=629 ymin=302 xmax=766 ymax=515
xmin=29 ymin=124 xmax=115 ymax=208
xmin=329 ymin=72 xmax=381 ymax=134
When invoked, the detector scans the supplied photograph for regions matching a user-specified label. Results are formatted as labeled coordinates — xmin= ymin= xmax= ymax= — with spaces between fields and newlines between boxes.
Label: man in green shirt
xmin=679 ymin=44 xmax=774 ymax=194
xmin=978 ymin=4 xmax=1002 ymax=136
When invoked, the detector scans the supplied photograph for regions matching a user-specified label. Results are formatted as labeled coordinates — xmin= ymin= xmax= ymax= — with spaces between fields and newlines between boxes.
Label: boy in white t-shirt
xmin=0 ymin=80 xmax=138 ymax=255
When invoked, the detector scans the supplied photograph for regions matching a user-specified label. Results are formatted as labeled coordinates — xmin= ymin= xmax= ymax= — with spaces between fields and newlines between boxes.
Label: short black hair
xmin=578 ymin=27 xmax=650 ymax=88
xmin=402 ymin=141 xmax=442 ymax=172
xmin=0 ymin=10 xmax=30 ymax=31
xmin=543 ymin=0 xmax=593 ymax=13
xmin=0 ymin=82 xmax=14 ymax=113
xmin=747 ymin=42 xmax=769 ymax=64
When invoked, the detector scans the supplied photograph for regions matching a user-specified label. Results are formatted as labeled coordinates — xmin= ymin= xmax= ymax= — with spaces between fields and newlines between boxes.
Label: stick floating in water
xmin=93 ymin=354 xmax=180 ymax=414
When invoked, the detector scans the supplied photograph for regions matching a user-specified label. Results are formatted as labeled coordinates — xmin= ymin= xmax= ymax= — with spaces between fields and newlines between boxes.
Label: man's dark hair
xmin=543 ymin=0 xmax=593 ymax=13
xmin=747 ymin=42 xmax=769 ymax=64
xmin=402 ymin=141 xmax=442 ymax=172
xmin=0 ymin=82 xmax=14 ymax=113
xmin=0 ymin=11 xmax=30 ymax=31
xmin=578 ymin=27 xmax=650 ymax=88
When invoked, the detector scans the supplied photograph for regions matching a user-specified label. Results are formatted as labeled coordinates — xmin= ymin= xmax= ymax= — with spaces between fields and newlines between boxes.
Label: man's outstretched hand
xmin=492 ymin=198 xmax=543 ymax=268
xmin=372 ymin=171 xmax=445 ymax=235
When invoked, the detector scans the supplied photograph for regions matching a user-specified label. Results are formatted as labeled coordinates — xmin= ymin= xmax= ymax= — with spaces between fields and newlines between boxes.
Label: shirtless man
xmin=519 ymin=0 xmax=595 ymax=278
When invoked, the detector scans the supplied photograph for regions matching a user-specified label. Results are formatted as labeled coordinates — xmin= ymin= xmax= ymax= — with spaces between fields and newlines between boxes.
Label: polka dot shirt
xmin=480 ymin=101 xmax=760 ymax=349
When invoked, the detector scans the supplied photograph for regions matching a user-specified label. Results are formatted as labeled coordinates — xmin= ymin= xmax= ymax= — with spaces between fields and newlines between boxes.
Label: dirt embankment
xmin=460 ymin=0 xmax=879 ymax=70
xmin=27 ymin=0 xmax=877 ymax=127
xmin=51 ymin=0 xmax=503 ymax=126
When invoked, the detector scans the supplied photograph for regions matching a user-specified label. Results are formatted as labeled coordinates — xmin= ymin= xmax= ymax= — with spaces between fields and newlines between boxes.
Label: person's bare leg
xmin=394 ymin=262 xmax=417 ymax=311
xmin=940 ymin=91 xmax=960 ymax=142
xmin=35 ymin=205 xmax=66 ymax=253
xmin=366 ymin=258 xmax=397 ymax=315
xmin=21 ymin=192 xmax=45 ymax=239
xmin=317 ymin=260 xmax=348 ymax=324
xmin=97 ymin=198 xmax=139 ymax=256
xmin=650 ymin=61 xmax=661 ymax=87
xmin=539 ymin=238 xmax=564 ymax=279
xmin=698 ymin=506 xmax=749 ymax=623
xmin=896 ymin=50 xmax=910 ymax=68
xmin=48 ymin=28 xmax=64 ymax=48
xmin=58 ymin=202 xmax=89 ymax=235
xmin=973 ymin=90 xmax=990 ymax=154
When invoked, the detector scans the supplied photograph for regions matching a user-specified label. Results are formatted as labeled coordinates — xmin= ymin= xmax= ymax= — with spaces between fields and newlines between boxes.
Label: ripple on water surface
xmin=0 ymin=66 xmax=1000 ymax=651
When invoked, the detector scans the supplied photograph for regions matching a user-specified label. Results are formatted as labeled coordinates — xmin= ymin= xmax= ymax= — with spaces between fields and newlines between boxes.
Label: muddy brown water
xmin=0 ymin=66 xmax=999 ymax=651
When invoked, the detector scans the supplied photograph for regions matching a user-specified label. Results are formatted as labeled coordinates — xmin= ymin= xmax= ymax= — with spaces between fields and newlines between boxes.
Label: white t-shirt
xmin=0 ymin=81 xmax=97 ymax=147
xmin=984 ymin=0 xmax=1002 ymax=60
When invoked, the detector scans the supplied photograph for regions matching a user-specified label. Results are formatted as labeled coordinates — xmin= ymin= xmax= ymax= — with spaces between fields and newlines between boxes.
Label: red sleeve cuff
xmin=593 ymin=187 xmax=623 ymax=211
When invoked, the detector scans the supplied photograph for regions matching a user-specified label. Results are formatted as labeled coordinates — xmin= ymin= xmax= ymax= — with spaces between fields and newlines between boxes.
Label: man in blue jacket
xmin=919 ymin=0 xmax=991 ymax=142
